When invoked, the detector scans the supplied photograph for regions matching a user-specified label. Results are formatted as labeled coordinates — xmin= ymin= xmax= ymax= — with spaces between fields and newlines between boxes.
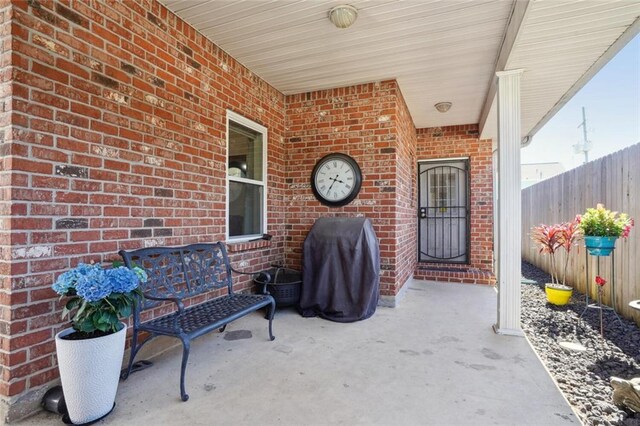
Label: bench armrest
xmin=230 ymin=268 xmax=271 ymax=294
xmin=230 ymin=267 xmax=271 ymax=282
xmin=143 ymin=292 xmax=185 ymax=315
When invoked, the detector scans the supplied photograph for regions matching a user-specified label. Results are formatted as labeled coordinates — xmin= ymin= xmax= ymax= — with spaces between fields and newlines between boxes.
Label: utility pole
xmin=574 ymin=106 xmax=591 ymax=164
xmin=578 ymin=107 xmax=591 ymax=163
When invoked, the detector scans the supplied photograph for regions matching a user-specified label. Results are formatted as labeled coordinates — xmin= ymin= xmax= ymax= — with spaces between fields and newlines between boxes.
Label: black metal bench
xmin=118 ymin=242 xmax=275 ymax=401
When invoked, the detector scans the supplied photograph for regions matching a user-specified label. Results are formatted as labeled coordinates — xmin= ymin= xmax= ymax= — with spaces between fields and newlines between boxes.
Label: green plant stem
xmin=104 ymin=298 xmax=117 ymax=311
xmin=562 ymin=252 xmax=570 ymax=286
xmin=598 ymin=287 xmax=604 ymax=338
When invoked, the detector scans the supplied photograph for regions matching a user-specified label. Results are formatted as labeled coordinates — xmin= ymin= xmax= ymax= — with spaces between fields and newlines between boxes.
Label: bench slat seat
xmin=118 ymin=242 xmax=275 ymax=402
xmin=143 ymin=293 xmax=271 ymax=338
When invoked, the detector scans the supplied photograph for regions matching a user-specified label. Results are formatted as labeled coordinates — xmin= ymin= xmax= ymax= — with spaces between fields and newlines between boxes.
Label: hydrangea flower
xmin=53 ymin=261 xmax=145 ymax=335
xmin=52 ymin=270 xmax=76 ymax=296
xmin=52 ymin=263 xmax=96 ymax=296
xmin=132 ymin=266 xmax=148 ymax=284
xmin=75 ymin=266 xmax=112 ymax=302
xmin=107 ymin=267 xmax=140 ymax=293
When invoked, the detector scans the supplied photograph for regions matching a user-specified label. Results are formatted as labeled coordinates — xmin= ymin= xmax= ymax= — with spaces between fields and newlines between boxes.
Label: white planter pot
xmin=55 ymin=323 xmax=126 ymax=424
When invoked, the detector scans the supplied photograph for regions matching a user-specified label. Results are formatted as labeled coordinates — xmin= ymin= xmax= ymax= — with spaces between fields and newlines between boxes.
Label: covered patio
xmin=0 ymin=0 xmax=638 ymax=423
xmin=23 ymin=281 xmax=576 ymax=425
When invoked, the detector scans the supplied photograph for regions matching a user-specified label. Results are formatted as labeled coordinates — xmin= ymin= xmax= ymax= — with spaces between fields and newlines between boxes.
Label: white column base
xmin=493 ymin=323 xmax=525 ymax=337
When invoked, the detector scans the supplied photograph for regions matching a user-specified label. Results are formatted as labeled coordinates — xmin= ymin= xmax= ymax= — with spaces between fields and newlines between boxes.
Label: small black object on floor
xmin=62 ymin=403 xmax=115 ymax=426
xmin=255 ymin=268 xmax=302 ymax=318
xmin=122 ymin=359 xmax=153 ymax=377
xmin=42 ymin=386 xmax=66 ymax=415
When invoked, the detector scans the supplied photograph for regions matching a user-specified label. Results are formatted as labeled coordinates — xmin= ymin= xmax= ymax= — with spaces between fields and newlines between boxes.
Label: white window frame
xmin=226 ymin=110 xmax=268 ymax=242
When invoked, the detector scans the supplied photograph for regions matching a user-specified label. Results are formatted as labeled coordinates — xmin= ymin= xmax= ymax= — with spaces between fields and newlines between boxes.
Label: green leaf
xmin=73 ymin=300 xmax=88 ymax=322
xmin=62 ymin=298 xmax=81 ymax=319
xmin=65 ymin=297 xmax=81 ymax=311
xmin=77 ymin=318 xmax=95 ymax=333
xmin=119 ymin=305 xmax=131 ymax=318
xmin=108 ymin=312 xmax=118 ymax=324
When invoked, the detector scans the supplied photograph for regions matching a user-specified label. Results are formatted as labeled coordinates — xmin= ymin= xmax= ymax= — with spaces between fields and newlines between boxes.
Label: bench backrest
xmin=119 ymin=242 xmax=233 ymax=311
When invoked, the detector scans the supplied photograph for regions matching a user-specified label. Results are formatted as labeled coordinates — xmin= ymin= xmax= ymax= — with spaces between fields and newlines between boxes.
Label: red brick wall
xmin=393 ymin=89 xmax=417 ymax=294
xmin=0 ymin=0 xmax=497 ymax=415
xmin=1 ymin=0 xmax=286 ymax=405
xmin=414 ymin=125 xmax=495 ymax=284
xmin=0 ymin=0 xmax=16 ymax=400
xmin=284 ymin=81 xmax=414 ymax=296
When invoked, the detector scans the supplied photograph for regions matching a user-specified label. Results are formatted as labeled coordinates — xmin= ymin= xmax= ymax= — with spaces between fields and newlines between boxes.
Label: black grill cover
xmin=299 ymin=217 xmax=380 ymax=322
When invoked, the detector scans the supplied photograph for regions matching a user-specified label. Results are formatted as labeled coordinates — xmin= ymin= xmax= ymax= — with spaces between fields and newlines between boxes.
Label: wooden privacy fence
xmin=522 ymin=143 xmax=639 ymax=321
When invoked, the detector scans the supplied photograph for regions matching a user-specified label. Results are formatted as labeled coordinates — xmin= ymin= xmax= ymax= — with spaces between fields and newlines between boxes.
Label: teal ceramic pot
xmin=584 ymin=236 xmax=617 ymax=256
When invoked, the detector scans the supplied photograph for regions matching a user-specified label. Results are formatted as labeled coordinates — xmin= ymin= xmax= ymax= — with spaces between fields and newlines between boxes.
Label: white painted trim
xmin=478 ymin=0 xmax=532 ymax=137
xmin=496 ymin=69 xmax=525 ymax=78
xmin=494 ymin=69 xmax=524 ymax=335
xmin=492 ymin=324 xmax=524 ymax=337
xmin=225 ymin=110 xmax=268 ymax=242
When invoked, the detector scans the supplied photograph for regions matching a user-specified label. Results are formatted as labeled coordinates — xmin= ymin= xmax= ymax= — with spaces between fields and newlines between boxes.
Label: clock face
xmin=311 ymin=153 xmax=362 ymax=207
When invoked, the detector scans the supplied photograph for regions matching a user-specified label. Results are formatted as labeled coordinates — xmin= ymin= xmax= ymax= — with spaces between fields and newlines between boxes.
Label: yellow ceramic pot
xmin=545 ymin=284 xmax=573 ymax=306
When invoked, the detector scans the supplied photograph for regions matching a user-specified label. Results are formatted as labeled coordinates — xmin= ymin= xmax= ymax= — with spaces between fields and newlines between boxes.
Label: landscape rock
xmin=522 ymin=261 xmax=640 ymax=426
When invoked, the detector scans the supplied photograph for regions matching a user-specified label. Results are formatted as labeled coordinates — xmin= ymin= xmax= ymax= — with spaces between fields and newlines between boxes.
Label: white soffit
xmin=161 ymin=0 xmax=513 ymax=128
xmin=482 ymin=0 xmax=640 ymax=142
xmin=161 ymin=1 xmax=639 ymax=134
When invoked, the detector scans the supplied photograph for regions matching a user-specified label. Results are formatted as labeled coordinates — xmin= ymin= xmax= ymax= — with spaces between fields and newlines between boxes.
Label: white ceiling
xmin=162 ymin=0 xmax=640 ymax=135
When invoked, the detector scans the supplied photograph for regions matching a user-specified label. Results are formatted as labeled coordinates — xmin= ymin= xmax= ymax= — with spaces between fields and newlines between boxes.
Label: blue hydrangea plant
xmin=53 ymin=263 xmax=146 ymax=337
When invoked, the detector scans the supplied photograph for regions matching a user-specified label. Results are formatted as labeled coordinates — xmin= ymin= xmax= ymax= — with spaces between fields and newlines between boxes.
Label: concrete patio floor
xmin=23 ymin=280 xmax=577 ymax=425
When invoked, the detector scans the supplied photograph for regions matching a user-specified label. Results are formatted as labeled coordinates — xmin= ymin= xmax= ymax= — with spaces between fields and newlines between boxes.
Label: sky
xmin=521 ymin=34 xmax=640 ymax=171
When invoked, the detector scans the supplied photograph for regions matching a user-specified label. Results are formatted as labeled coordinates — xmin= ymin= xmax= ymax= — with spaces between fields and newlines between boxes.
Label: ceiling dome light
xmin=434 ymin=102 xmax=452 ymax=113
xmin=329 ymin=5 xmax=358 ymax=29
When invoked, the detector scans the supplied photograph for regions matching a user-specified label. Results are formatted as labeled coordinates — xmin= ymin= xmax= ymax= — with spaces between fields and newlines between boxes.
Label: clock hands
xmin=326 ymin=174 xmax=339 ymax=195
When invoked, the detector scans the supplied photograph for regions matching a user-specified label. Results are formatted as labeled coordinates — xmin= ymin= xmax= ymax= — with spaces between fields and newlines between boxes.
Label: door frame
xmin=417 ymin=157 xmax=471 ymax=265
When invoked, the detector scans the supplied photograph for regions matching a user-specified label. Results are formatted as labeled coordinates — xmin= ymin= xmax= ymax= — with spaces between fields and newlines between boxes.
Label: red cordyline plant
xmin=530 ymin=218 xmax=582 ymax=286
xmin=559 ymin=219 xmax=581 ymax=285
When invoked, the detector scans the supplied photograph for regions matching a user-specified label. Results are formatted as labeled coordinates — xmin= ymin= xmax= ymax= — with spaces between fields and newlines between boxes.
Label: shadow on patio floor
xmin=23 ymin=280 xmax=577 ymax=425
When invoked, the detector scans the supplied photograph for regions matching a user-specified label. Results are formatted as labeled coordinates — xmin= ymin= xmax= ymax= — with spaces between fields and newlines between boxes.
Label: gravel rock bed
xmin=521 ymin=261 xmax=640 ymax=426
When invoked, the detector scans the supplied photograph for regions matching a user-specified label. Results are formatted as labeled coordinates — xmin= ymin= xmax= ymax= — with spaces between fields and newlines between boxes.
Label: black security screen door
xmin=418 ymin=160 xmax=470 ymax=263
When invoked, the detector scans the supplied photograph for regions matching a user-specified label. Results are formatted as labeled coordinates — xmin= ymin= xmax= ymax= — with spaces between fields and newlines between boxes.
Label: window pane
xmin=228 ymin=181 xmax=263 ymax=237
xmin=228 ymin=121 xmax=263 ymax=181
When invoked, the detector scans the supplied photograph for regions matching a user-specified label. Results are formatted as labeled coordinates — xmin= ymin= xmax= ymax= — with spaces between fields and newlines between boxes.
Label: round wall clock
xmin=311 ymin=153 xmax=362 ymax=207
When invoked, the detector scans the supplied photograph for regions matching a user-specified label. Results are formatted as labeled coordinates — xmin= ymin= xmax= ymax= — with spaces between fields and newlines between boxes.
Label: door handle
xmin=419 ymin=208 xmax=427 ymax=219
